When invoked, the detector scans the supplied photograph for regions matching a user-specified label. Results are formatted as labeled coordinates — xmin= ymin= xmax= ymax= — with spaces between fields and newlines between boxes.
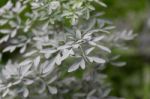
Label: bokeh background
xmin=102 ymin=0 xmax=150 ymax=99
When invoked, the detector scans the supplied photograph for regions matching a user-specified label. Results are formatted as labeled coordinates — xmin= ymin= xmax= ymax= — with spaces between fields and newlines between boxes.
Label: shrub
xmin=0 ymin=0 xmax=136 ymax=99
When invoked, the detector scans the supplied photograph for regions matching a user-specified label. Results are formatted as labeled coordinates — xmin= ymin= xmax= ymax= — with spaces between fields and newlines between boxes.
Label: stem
xmin=79 ymin=45 xmax=89 ymax=63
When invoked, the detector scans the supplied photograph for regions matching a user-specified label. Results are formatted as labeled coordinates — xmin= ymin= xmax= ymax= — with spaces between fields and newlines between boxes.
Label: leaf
xmin=42 ymin=60 xmax=55 ymax=74
xmin=87 ymin=4 xmax=95 ymax=10
xmin=24 ymin=50 xmax=37 ymax=57
xmin=0 ymin=35 xmax=9 ymax=44
xmin=110 ymin=55 xmax=120 ymax=61
xmin=57 ymin=45 xmax=71 ymax=50
xmin=55 ymin=54 xmax=61 ymax=65
xmin=97 ymin=45 xmax=111 ymax=53
xmin=20 ymin=64 xmax=32 ymax=77
xmin=86 ymin=9 xmax=90 ymax=19
xmin=88 ymin=41 xmax=97 ymax=46
xmin=93 ymin=35 xmax=105 ymax=42
xmin=111 ymin=62 xmax=126 ymax=67
xmin=38 ymin=82 xmax=46 ymax=94
xmin=87 ymin=89 xmax=96 ymax=97
xmin=68 ymin=62 xmax=80 ymax=72
xmin=45 ymin=53 xmax=51 ymax=59
xmin=48 ymin=86 xmax=57 ymax=94
xmin=88 ymin=56 xmax=105 ymax=64
xmin=20 ymin=45 xmax=27 ymax=54
xmin=34 ymin=56 xmax=41 ymax=68
xmin=72 ymin=44 xmax=80 ymax=49
xmin=94 ymin=0 xmax=107 ymax=7
xmin=40 ymin=49 xmax=57 ymax=54
xmin=3 ymin=46 xmax=16 ymax=53
xmin=0 ymin=20 xmax=8 ymax=25
xmin=40 ymin=49 xmax=57 ymax=58
xmin=23 ymin=87 xmax=29 ymax=98
xmin=85 ymin=47 xmax=95 ymax=55
xmin=104 ymin=26 xmax=116 ymax=30
xmin=80 ymin=59 xmax=85 ymax=69
xmin=61 ymin=49 xmax=70 ymax=61
xmin=4 ymin=1 xmax=13 ymax=9
xmin=61 ymin=12 xmax=73 ymax=17
xmin=24 ymin=79 xmax=34 ymax=85
xmin=13 ymin=79 xmax=21 ymax=85
xmin=0 ymin=29 xmax=10 ymax=34
xmin=19 ymin=60 xmax=32 ymax=66
xmin=0 ymin=53 xmax=2 ymax=60
xmin=11 ymin=29 xmax=17 ymax=38
xmin=84 ymin=19 xmax=96 ymax=33
xmin=61 ymin=49 xmax=74 ymax=61
xmin=76 ymin=29 xmax=81 ymax=39
xmin=2 ymin=88 xmax=9 ymax=97
xmin=102 ymin=89 xmax=111 ymax=97
xmin=48 ymin=76 xmax=57 ymax=84
xmin=84 ymin=29 xmax=109 ymax=39
xmin=69 ymin=49 xmax=74 ymax=55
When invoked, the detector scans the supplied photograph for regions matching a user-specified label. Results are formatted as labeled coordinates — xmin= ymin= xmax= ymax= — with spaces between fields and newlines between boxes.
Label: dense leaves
xmin=0 ymin=0 xmax=136 ymax=99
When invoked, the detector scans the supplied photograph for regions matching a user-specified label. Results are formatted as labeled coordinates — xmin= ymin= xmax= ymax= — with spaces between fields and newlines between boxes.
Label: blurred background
xmin=102 ymin=0 xmax=150 ymax=99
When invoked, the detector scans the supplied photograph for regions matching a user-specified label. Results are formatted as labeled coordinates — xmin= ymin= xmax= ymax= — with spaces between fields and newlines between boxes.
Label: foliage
xmin=0 ymin=0 xmax=136 ymax=99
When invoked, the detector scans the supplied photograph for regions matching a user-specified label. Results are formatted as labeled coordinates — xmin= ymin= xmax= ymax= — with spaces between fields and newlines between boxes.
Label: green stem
xmin=79 ymin=45 xmax=89 ymax=63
